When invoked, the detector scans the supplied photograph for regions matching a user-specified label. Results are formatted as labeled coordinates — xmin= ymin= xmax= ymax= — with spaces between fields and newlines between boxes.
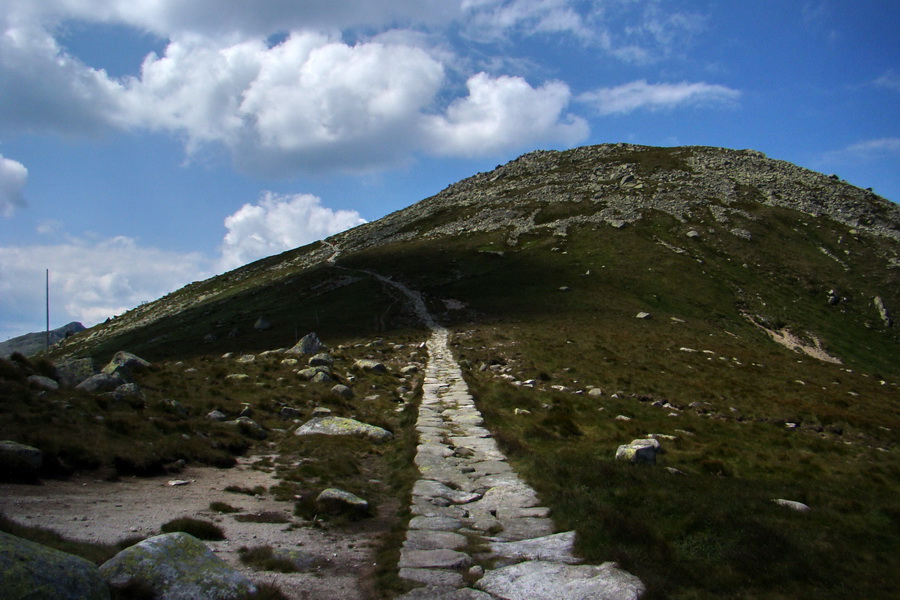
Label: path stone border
xmin=362 ymin=271 xmax=645 ymax=599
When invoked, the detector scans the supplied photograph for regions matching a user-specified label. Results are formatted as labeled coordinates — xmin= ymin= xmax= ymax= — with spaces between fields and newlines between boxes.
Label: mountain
xmin=40 ymin=144 xmax=900 ymax=598
xmin=53 ymin=143 xmax=899 ymax=371
xmin=0 ymin=321 xmax=85 ymax=358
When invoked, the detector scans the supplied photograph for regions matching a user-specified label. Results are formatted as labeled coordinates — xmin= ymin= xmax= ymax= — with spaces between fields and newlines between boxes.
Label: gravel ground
xmin=0 ymin=456 xmax=392 ymax=599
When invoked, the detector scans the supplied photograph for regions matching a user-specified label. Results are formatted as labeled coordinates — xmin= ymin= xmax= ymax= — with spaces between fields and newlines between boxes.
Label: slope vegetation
xmin=38 ymin=144 xmax=900 ymax=598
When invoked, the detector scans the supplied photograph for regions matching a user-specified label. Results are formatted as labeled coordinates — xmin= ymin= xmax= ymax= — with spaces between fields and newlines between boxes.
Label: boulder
xmin=308 ymin=353 xmax=334 ymax=367
xmin=0 ymin=530 xmax=110 ymax=600
xmin=253 ymin=316 xmax=271 ymax=331
xmin=207 ymin=410 xmax=227 ymax=422
xmin=298 ymin=366 xmax=331 ymax=381
xmin=287 ymin=332 xmax=324 ymax=355
xmin=353 ymin=359 xmax=387 ymax=373
xmin=76 ymin=372 xmax=125 ymax=393
xmin=228 ymin=417 xmax=267 ymax=440
xmin=615 ymin=439 xmax=661 ymax=465
xmin=100 ymin=532 xmax=256 ymax=600
xmin=279 ymin=406 xmax=301 ymax=420
xmin=476 ymin=560 xmax=644 ymax=600
xmin=331 ymin=384 xmax=354 ymax=399
xmin=55 ymin=358 xmax=94 ymax=388
xmin=0 ymin=440 xmax=43 ymax=480
xmin=27 ymin=375 xmax=59 ymax=391
xmin=310 ymin=371 xmax=332 ymax=384
xmin=101 ymin=351 xmax=150 ymax=378
xmin=315 ymin=488 xmax=370 ymax=516
xmin=294 ymin=416 xmax=393 ymax=443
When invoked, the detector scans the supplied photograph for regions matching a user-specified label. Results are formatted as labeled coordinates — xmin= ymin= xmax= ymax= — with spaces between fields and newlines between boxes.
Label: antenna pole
xmin=45 ymin=269 xmax=50 ymax=352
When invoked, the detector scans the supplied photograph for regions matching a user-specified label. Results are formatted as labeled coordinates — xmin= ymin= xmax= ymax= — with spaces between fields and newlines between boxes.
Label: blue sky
xmin=1 ymin=0 xmax=898 ymax=341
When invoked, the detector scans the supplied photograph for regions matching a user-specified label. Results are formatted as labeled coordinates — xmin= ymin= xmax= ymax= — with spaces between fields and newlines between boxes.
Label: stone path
xmin=364 ymin=272 xmax=645 ymax=600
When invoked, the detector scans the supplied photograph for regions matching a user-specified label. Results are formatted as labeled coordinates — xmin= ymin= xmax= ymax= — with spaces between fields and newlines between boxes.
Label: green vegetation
xmin=238 ymin=545 xmax=303 ymax=573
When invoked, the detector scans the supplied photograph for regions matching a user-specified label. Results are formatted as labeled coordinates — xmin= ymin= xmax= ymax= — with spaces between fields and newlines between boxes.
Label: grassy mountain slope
xmin=30 ymin=144 xmax=900 ymax=598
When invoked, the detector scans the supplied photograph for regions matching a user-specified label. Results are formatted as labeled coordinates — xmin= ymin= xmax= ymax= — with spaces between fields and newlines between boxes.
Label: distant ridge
xmin=0 ymin=322 xmax=85 ymax=357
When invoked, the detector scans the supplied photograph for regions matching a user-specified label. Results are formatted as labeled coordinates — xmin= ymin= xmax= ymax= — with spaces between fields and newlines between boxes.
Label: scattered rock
xmin=874 ymin=296 xmax=893 ymax=327
xmin=54 ymin=358 xmax=94 ymax=388
xmin=228 ymin=417 xmax=267 ymax=440
xmin=27 ymin=375 xmax=59 ymax=391
xmin=0 ymin=531 xmax=110 ymax=600
xmin=401 ymin=365 xmax=419 ymax=375
xmin=308 ymin=353 xmax=334 ymax=367
xmin=279 ymin=406 xmax=301 ymax=420
xmin=331 ymin=384 xmax=354 ymax=399
xmin=99 ymin=532 xmax=256 ymax=600
xmin=76 ymin=372 xmax=125 ymax=393
xmin=253 ymin=317 xmax=271 ymax=331
xmin=635 ymin=312 xmax=651 ymax=319
xmin=588 ymin=387 xmax=604 ymax=397
xmin=686 ymin=230 xmax=700 ymax=239
xmin=206 ymin=410 xmax=227 ymax=422
xmin=287 ymin=332 xmax=324 ymax=355
xmin=101 ymin=351 xmax=150 ymax=379
xmin=353 ymin=359 xmax=387 ymax=373
xmin=772 ymin=498 xmax=811 ymax=512
xmin=294 ymin=416 xmax=393 ymax=443
xmin=615 ymin=439 xmax=661 ymax=465
xmin=236 ymin=354 xmax=256 ymax=364
xmin=315 ymin=488 xmax=370 ymax=517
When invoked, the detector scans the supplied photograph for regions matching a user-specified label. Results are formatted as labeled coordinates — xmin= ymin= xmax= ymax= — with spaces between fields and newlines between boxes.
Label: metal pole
xmin=45 ymin=269 xmax=50 ymax=352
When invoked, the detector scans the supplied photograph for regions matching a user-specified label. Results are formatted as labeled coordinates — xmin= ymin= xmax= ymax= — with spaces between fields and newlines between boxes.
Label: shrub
xmin=160 ymin=517 xmax=225 ymax=541
xmin=209 ymin=501 xmax=241 ymax=514
xmin=237 ymin=546 xmax=299 ymax=573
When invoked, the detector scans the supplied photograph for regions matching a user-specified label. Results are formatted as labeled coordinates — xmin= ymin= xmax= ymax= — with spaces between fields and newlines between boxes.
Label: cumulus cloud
xmin=0 ymin=154 xmax=28 ymax=216
xmin=578 ymin=80 xmax=740 ymax=115
xmin=0 ymin=2 xmax=605 ymax=175
xmin=219 ymin=192 xmax=366 ymax=271
xmin=0 ymin=19 xmax=127 ymax=136
xmin=0 ymin=236 xmax=212 ymax=338
xmin=425 ymin=73 xmax=588 ymax=156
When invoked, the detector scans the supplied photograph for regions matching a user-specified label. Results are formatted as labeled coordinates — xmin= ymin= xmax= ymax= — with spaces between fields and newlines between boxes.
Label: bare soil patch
xmin=0 ymin=456 xmax=391 ymax=599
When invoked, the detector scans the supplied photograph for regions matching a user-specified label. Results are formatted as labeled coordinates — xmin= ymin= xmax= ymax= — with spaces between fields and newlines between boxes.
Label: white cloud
xmin=461 ymin=0 xmax=707 ymax=62
xmin=1 ymin=2 xmax=599 ymax=174
xmin=824 ymin=138 xmax=900 ymax=163
xmin=0 ymin=190 xmax=368 ymax=338
xmin=0 ymin=154 xmax=27 ymax=216
xmin=578 ymin=79 xmax=740 ymax=115
xmin=0 ymin=19 xmax=127 ymax=136
xmin=424 ymin=73 xmax=588 ymax=156
xmin=874 ymin=70 xmax=900 ymax=92
xmin=218 ymin=192 xmax=366 ymax=271
xmin=0 ymin=236 xmax=213 ymax=338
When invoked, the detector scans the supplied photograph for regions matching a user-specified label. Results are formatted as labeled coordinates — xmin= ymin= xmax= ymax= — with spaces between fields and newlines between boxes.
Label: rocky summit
xmin=4 ymin=144 xmax=898 ymax=600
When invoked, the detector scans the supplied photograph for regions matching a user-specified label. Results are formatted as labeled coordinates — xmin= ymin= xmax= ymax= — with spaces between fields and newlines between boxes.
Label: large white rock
xmin=294 ymin=416 xmax=393 ymax=443
xmin=99 ymin=532 xmax=256 ymax=600
xmin=476 ymin=560 xmax=645 ymax=600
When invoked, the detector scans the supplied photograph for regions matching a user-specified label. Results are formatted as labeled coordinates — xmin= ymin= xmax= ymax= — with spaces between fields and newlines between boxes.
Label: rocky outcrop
xmin=0 ymin=531 xmax=110 ymax=600
xmin=99 ymin=532 xmax=256 ymax=600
